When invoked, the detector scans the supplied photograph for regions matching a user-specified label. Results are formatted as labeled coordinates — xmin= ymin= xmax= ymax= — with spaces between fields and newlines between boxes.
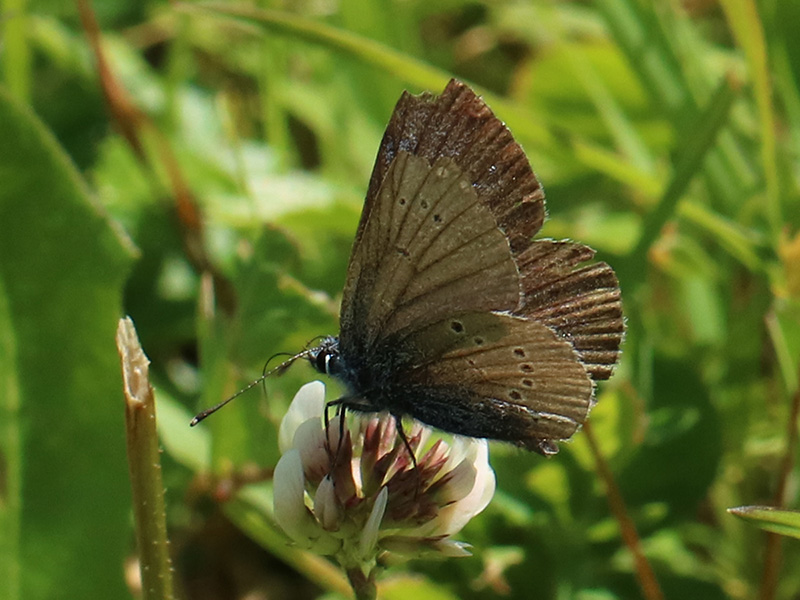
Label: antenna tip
xmin=190 ymin=410 xmax=210 ymax=427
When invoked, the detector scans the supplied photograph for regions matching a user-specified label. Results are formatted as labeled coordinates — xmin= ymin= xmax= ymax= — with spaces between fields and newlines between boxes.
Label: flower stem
xmin=346 ymin=567 xmax=377 ymax=600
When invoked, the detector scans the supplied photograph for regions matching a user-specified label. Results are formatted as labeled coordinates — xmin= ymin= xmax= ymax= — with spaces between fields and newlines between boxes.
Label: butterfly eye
xmin=309 ymin=338 xmax=342 ymax=375
xmin=324 ymin=352 xmax=340 ymax=375
xmin=310 ymin=350 xmax=327 ymax=373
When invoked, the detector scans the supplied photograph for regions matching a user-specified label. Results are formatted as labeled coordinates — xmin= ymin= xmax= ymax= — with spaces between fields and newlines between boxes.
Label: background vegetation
xmin=1 ymin=0 xmax=799 ymax=598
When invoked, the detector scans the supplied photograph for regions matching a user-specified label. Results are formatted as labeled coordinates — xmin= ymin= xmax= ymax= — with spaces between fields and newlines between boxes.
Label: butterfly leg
xmin=323 ymin=396 xmax=373 ymax=483
xmin=393 ymin=416 xmax=421 ymax=497
xmin=322 ymin=397 xmax=348 ymax=469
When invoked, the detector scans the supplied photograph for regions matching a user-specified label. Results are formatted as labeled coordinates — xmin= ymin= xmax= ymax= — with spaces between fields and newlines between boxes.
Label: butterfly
xmin=305 ymin=79 xmax=624 ymax=456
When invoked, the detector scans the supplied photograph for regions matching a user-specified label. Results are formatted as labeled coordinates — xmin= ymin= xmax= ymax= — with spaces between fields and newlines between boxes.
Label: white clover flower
xmin=273 ymin=381 xmax=496 ymax=589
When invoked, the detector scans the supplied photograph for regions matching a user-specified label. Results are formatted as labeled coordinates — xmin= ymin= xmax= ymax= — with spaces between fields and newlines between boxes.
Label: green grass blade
xmin=176 ymin=2 xmax=553 ymax=146
xmin=677 ymin=202 xmax=764 ymax=271
xmin=572 ymin=138 xmax=661 ymax=197
xmin=597 ymin=0 xmax=754 ymax=210
xmin=632 ymin=75 xmax=739 ymax=260
xmin=0 ymin=271 xmax=21 ymax=600
xmin=719 ymin=0 xmax=781 ymax=237
xmin=596 ymin=0 xmax=692 ymax=115
xmin=729 ymin=506 xmax=800 ymax=540
xmin=1 ymin=0 xmax=31 ymax=100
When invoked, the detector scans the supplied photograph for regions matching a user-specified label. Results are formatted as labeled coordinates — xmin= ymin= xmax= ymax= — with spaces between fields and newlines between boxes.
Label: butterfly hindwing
xmin=518 ymin=240 xmax=624 ymax=381
xmin=390 ymin=312 xmax=593 ymax=450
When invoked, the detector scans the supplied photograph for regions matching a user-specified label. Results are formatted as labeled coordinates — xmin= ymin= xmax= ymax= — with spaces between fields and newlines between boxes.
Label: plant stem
xmin=584 ymin=422 xmax=664 ymax=600
xmin=758 ymin=363 xmax=800 ymax=600
xmin=116 ymin=317 xmax=175 ymax=600
xmin=346 ymin=567 xmax=376 ymax=600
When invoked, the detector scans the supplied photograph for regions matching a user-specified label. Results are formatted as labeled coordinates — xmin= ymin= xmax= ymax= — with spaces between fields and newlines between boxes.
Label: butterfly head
xmin=308 ymin=336 xmax=343 ymax=377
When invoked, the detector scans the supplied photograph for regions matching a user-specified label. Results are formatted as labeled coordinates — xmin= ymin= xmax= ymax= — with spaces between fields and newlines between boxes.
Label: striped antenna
xmin=189 ymin=349 xmax=312 ymax=426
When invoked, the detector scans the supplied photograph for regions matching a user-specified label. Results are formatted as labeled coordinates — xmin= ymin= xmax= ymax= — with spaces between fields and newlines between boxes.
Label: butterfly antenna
xmin=304 ymin=334 xmax=328 ymax=350
xmin=260 ymin=352 xmax=296 ymax=392
xmin=190 ymin=349 xmax=312 ymax=426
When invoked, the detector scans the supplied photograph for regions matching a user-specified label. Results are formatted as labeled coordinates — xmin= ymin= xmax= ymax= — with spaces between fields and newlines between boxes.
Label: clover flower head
xmin=273 ymin=381 xmax=496 ymax=579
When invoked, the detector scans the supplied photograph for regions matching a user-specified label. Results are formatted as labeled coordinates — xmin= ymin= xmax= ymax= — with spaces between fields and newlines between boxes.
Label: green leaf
xmin=155 ymin=391 xmax=211 ymax=472
xmin=380 ymin=574 xmax=463 ymax=600
xmin=729 ymin=506 xmax=800 ymax=540
xmin=0 ymin=86 xmax=135 ymax=599
xmin=618 ymin=358 xmax=722 ymax=516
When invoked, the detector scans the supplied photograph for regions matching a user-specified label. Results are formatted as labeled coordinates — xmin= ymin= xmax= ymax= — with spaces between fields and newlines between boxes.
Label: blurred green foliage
xmin=1 ymin=0 xmax=800 ymax=599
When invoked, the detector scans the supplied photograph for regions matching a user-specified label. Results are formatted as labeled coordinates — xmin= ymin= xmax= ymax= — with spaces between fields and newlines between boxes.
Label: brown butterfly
xmin=306 ymin=79 xmax=624 ymax=456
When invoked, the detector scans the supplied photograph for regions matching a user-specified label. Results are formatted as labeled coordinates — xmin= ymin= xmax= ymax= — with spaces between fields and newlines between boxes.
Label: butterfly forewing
xmin=339 ymin=150 xmax=520 ymax=353
xmin=365 ymin=81 xmax=546 ymax=255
